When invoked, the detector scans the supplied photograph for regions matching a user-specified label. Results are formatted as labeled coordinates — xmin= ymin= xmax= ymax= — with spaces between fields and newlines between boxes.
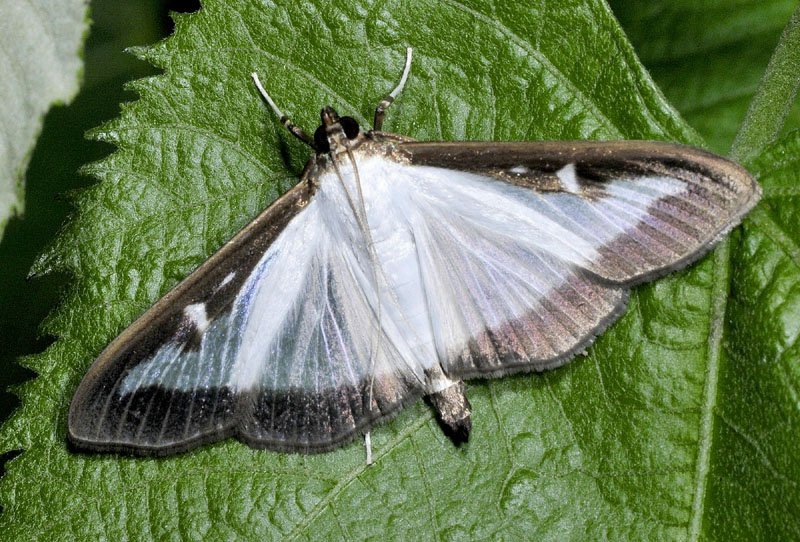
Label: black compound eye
xmin=339 ymin=116 xmax=360 ymax=139
xmin=313 ymin=125 xmax=330 ymax=153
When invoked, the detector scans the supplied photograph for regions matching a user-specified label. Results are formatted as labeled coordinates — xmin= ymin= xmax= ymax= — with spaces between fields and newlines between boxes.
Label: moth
xmin=68 ymin=48 xmax=760 ymax=461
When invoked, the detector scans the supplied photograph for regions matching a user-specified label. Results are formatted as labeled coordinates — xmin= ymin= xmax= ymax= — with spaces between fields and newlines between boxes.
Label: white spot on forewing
xmin=218 ymin=271 xmax=235 ymax=289
xmin=184 ymin=303 xmax=209 ymax=333
xmin=510 ymin=165 xmax=529 ymax=174
xmin=556 ymin=163 xmax=579 ymax=193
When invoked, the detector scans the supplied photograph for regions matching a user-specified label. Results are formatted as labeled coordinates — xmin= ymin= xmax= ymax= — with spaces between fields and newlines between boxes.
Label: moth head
xmin=314 ymin=106 xmax=361 ymax=154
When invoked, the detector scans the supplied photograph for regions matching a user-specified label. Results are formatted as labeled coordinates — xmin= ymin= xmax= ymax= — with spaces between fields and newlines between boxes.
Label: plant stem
xmin=730 ymin=5 xmax=800 ymax=161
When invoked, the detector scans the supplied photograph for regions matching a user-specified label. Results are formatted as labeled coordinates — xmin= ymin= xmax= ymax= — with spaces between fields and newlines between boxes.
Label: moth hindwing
xmin=68 ymin=48 xmax=760 ymax=457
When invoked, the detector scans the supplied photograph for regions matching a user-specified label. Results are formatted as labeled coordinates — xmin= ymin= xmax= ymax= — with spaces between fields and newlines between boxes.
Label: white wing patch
xmin=121 ymin=153 xmax=714 ymax=393
xmin=183 ymin=303 xmax=209 ymax=333
xmin=555 ymin=163 xmax=579 ymax=193
xmin=312 ymin=155 xmax=730 ymax=375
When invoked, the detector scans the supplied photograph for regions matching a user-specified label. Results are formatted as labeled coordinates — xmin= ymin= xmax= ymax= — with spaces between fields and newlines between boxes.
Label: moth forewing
xmin=67 ymin=168 xmax=318 ymax=455
xmin=68 ymin=48 xmax=760 ymax=458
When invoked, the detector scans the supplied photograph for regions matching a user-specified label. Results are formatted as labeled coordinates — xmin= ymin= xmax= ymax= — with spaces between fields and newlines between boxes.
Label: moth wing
xmin=68 ymin=174 xmax=425 ymax=455
xmin=395 ymin=140 xmax=759 ymax=377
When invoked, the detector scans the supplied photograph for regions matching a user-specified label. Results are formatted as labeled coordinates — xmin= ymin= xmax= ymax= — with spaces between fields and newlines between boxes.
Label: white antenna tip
xmin=388 ymin=48 xmax=414 ymax=100
xmin=251 ymin=71 xmax=285 ymax=119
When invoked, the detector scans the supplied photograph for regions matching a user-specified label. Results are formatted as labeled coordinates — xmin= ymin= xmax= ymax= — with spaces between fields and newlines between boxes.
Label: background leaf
xmin=609 ymin=0 xmax=800 ymax=155
xmin=0 ymin=0 xmax=89 ymax=238
xmin=0 ymin=0 xmax=166 ymax=455
xmin=708 ymin=130 xmax=800 ymax=540
xmin=0 ymin=0 xmax=798 ymax=539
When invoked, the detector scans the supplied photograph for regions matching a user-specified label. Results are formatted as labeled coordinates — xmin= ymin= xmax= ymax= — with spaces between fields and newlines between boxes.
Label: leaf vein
xmin=688 ymin=241 xmax=729 ymax=541
xmin=285 ymin=412 xmax=433 ymax=541
xmin=717 ymin=411 xmax=799 ymax=488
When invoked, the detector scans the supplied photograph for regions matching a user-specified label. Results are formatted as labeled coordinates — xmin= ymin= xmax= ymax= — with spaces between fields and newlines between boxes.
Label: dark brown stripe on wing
xmin=443 ymin=269 xmax=628 ymax=380
xmin=590 ymin=182 xmax=758 ymax=286
xmin=240 ymin=372 xmax=422 ymax=453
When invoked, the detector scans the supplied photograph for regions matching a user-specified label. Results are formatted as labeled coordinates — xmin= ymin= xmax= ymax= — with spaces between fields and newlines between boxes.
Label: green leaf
xmin=609 ymin=0 xmax=800 ymax=155
xmin=0 ymin=0 xmax=89 ymax=238
xmin=1 ymin=1 xmax=797 ymax=539
xmin=702 ymin=129 xmax=800 ymax=541
xmin=0 ymin=0 xmax=165 ymax=433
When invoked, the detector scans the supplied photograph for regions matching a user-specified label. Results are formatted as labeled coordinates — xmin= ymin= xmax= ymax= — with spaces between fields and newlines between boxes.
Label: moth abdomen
xmin=427 ymin=381 xmax=472 ymax=445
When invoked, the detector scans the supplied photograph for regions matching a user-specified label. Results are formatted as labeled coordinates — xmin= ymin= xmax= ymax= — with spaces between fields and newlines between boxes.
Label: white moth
xmin=68 ymin=49 xmax=760 ymax=463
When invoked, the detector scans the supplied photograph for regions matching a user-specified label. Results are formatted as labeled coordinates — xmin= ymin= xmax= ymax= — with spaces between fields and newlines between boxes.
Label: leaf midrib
xmin=688 ymin=240 xmax=729 ymax=540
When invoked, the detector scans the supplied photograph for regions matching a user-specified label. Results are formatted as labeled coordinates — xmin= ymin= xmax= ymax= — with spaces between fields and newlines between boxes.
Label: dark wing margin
xmin=399 ymin=140 xmax=761 ymax=285
xmin=67 ymin=168 xmax=316 ymax=456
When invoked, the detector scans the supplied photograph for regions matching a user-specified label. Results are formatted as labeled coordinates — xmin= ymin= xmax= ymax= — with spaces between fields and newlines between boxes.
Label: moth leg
xmin=373 ymin=47 xmax=413 ymax=131
xmin=365 ymin=432 xmax=373 ymax=465
xmin=251 ymin=72 xmax=316 ymax=149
